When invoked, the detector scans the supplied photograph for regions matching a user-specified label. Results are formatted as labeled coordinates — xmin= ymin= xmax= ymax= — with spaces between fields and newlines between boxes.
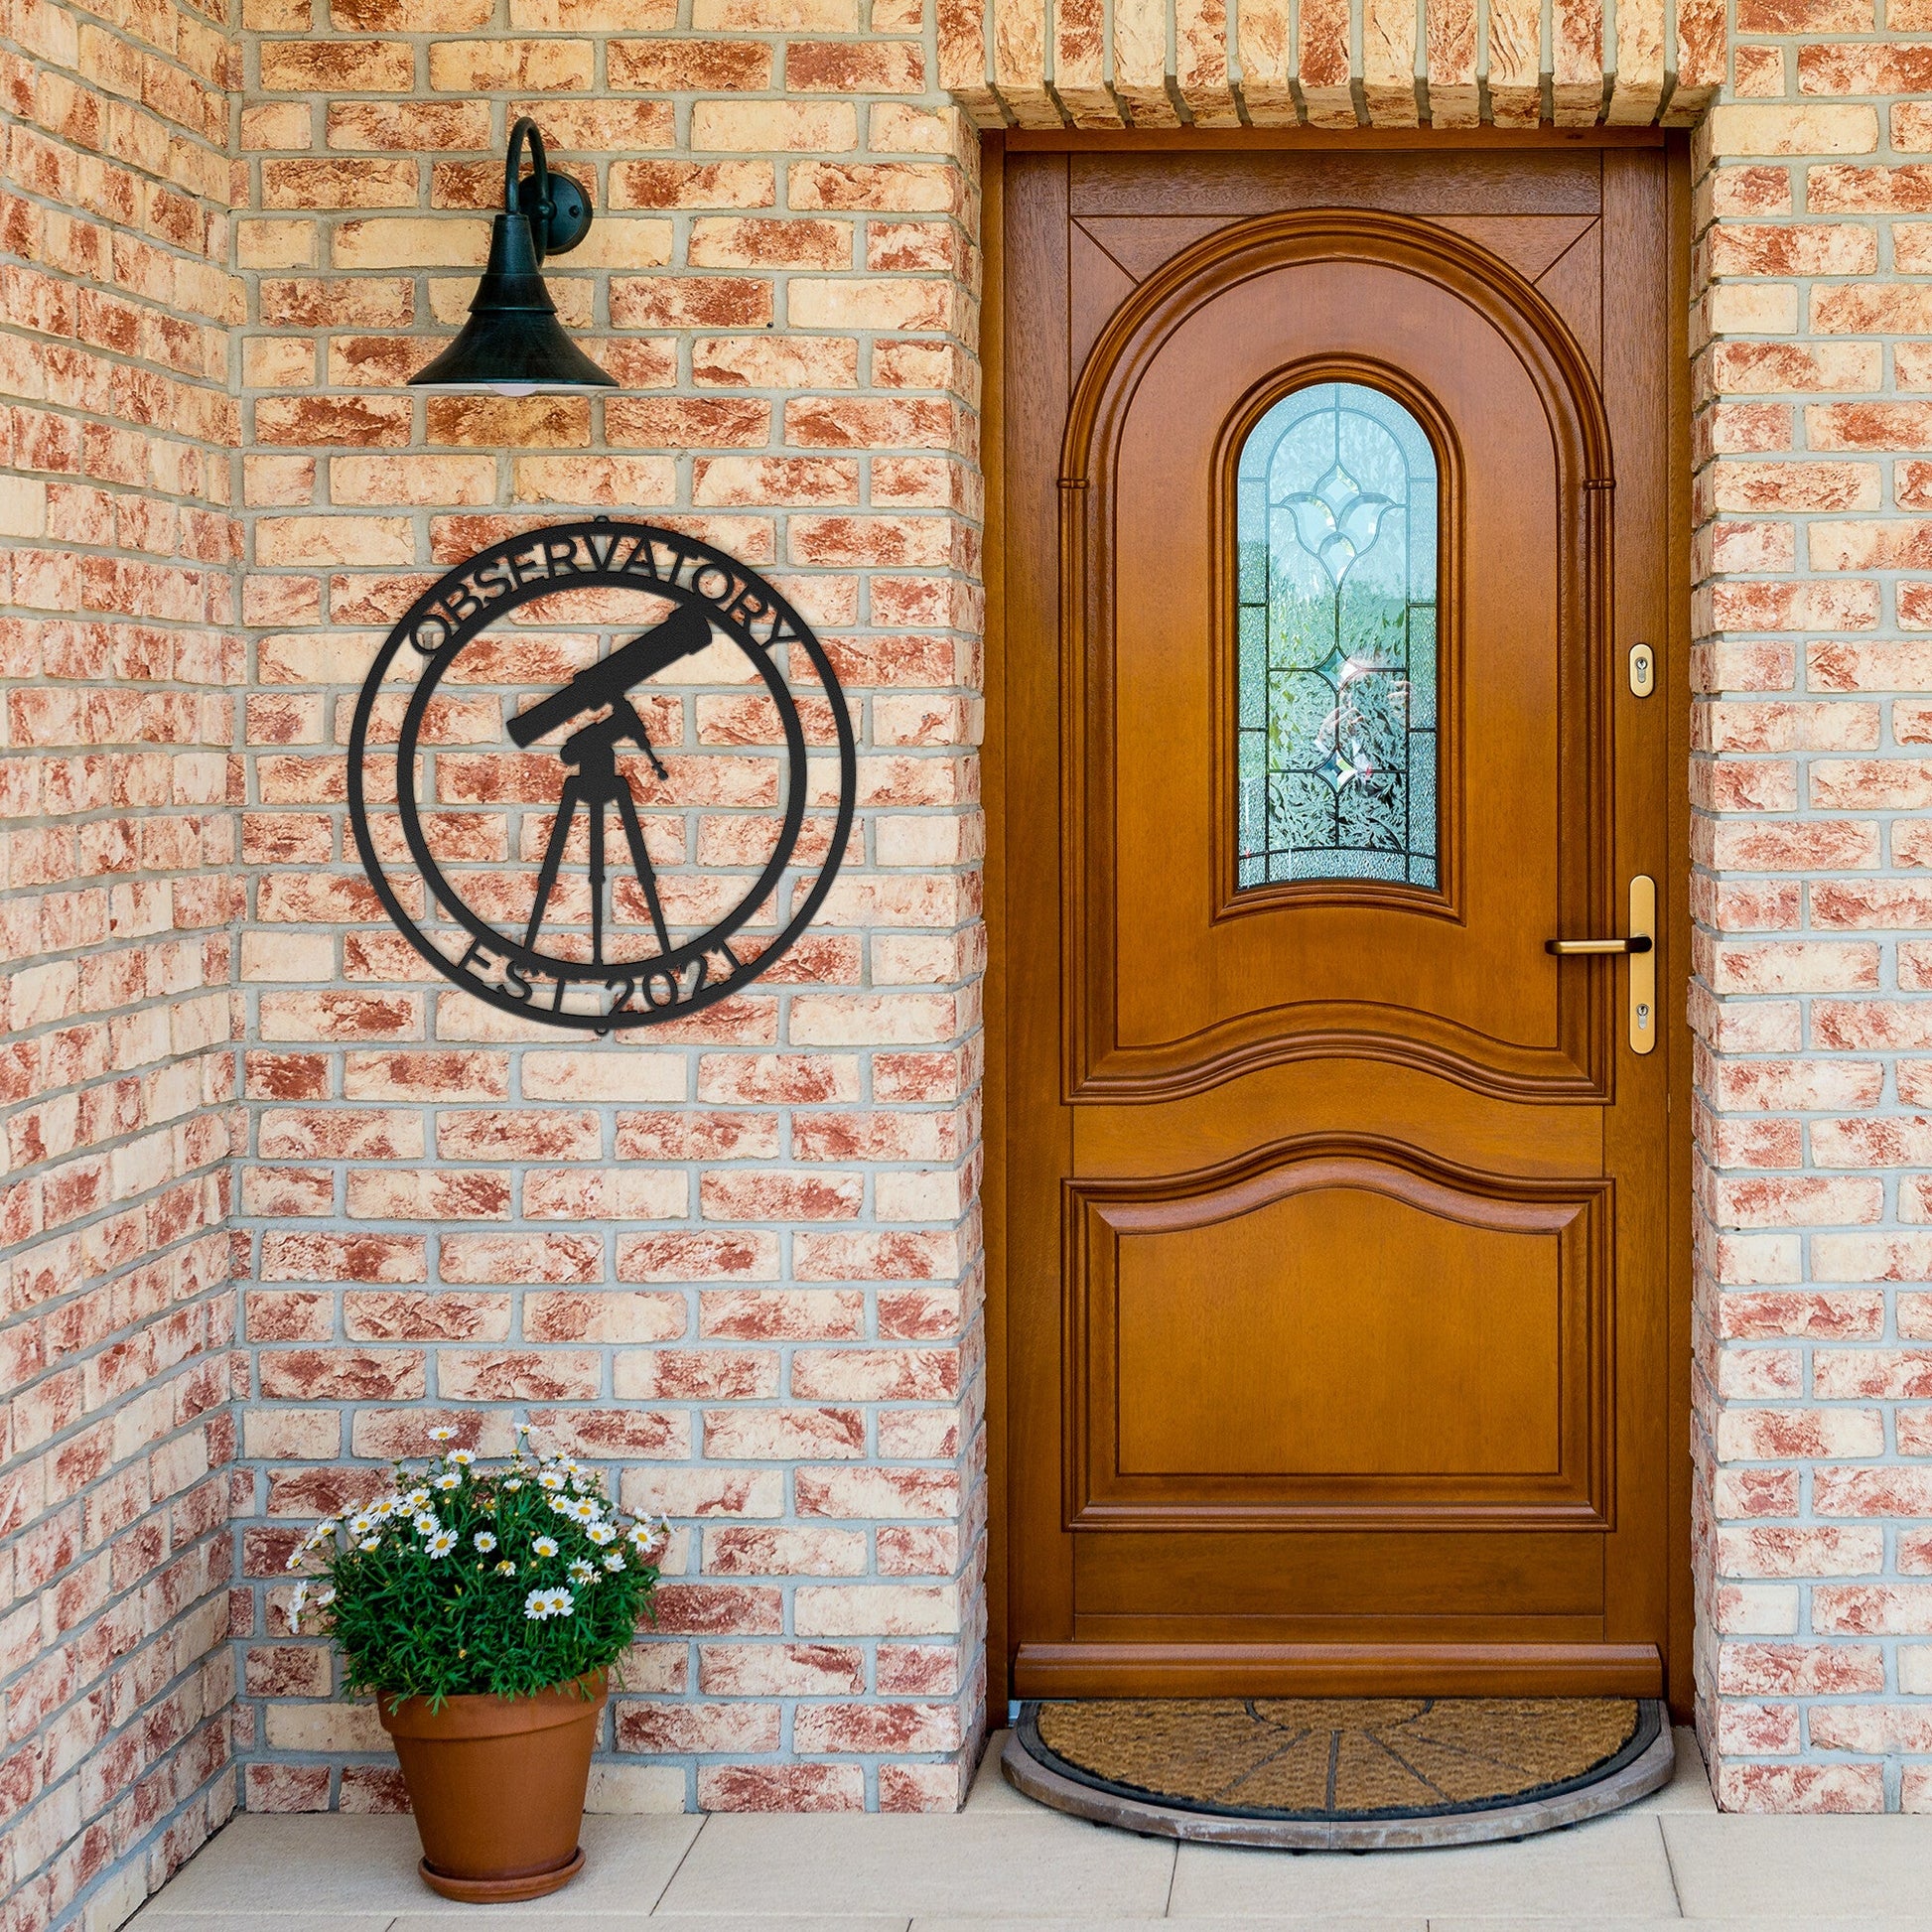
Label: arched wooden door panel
xmin=999 ymin=144 xmax=1686 ymax=1701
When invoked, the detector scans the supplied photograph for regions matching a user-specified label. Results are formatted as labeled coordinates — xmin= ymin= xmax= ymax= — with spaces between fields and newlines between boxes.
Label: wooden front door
xmin=998 ymin=143 xmax=1687 ymax=1702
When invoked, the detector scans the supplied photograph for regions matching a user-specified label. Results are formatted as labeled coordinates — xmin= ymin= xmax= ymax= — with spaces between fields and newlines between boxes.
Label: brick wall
xmin=0 ymin=0 xmax=244 ymax=1918
xmin=225 ymin=2 xmax=989 ymax=1817
xmin=20 ymin=0 xmax=1932 ymax=1886
xmin=1693 ymin=46 xmax=1932 ymax=1811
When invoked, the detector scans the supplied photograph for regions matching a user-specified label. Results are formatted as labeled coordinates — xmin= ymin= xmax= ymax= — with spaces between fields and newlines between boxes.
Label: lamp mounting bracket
xmin=515 ymin=168 xmax=591 ymax=259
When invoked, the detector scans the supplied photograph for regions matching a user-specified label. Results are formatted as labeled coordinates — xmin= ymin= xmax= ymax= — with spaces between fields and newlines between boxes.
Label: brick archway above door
xmin=938 ymin=0 xmax=1722 ymax=130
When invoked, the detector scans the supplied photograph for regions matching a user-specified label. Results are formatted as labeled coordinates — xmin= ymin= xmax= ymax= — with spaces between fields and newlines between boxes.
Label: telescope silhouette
xmin=508 ymin=604 xmax=712 ymax=748
xmin=508 ymin=603 xmax=713 ymax=966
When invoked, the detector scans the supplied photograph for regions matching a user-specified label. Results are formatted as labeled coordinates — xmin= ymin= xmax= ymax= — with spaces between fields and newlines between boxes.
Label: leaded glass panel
xmin=1235 ymin=381 xmax=1440 ymax=891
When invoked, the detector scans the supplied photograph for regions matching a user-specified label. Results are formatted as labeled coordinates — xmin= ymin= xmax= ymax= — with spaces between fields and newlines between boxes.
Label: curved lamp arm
xmin=505 ymin=116 xmax=552 ymax=261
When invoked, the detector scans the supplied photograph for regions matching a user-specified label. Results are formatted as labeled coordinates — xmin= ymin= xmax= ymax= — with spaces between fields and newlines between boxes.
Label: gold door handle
xmin=1545 ymin=877 xmax=1657 ymax=1055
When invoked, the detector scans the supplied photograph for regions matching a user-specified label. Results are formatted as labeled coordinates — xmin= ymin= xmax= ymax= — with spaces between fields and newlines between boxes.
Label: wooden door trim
xmin=1665 ymin=139 xmax=1695 ymax=1719
xmin=1013 ymin=1641 xmax=1665 ymax=1700
xmin=982 ymin=134 xmax=1011 ymax=1723
xmin=1006 ymin=129 xmax=1670 ymax=153
xmin=982 ymin=133 xmax=1697 ymax=1722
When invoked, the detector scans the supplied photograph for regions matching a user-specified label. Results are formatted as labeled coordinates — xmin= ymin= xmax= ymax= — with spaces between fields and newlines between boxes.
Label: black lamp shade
xmin=410 ymin=119 xmax=615 ymax=396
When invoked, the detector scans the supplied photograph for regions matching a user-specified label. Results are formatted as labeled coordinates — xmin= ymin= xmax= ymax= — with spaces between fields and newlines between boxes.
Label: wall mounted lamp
xmin=410 ymin=117 xmax=616 ymax=396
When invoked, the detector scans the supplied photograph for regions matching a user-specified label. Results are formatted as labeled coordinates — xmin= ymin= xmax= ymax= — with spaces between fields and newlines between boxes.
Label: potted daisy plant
xmin=286 ymin=1425 xmax=668 ymax=1903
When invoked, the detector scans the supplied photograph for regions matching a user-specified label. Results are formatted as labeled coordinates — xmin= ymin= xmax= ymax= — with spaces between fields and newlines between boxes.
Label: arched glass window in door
xmin=1236 ymin=381 xmax=1439 ymax=890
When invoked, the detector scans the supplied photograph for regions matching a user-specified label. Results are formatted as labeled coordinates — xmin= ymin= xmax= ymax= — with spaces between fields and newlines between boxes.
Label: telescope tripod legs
xmin=613 ymin=780 xmax=672 ymax=957
xmin=523 ymin=773 xmax=673 ymax=964
xmin=587 ymin=793 xmax=606 ymax=966
xmin=524 ymin=775 xmax=580 ymax=957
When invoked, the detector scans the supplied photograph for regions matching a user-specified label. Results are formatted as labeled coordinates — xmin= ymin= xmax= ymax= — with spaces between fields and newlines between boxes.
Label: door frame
xmin=980 ymin=126 xmax=1696 ymax=1721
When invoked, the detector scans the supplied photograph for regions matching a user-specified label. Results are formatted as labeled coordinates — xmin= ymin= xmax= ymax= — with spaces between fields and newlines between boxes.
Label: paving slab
xmin=965 ymin=1728 xmax=1035 ymax=1813
xmin=1431 ymin=1922 xmax=1932 ymax=1932
xmin=657 ymin=1813 xmax=1175 ymax=1918
xmin=1662 ymin=1814 xmax=1932 ymax=1921
xmin=1424 ymin=1921 xmax=1697 ymax=1932
xmin=401 ymin=1920 xmax=903 ymax=1932
xmin=132 ymin=1814 xmax=703 ymax=1916
xmin=133 ymin=1818 xmax=422 ymax=1915
xmin=913 ymin=1920 xmax=1423 ymax=1931
xmin=1171 ymin=1815 xmax=1679 ymax=1920
xmin=1625 ymin=1729 xmax=1714 ymax=1814
xmin=647 ymin=1919 xmax=908 ymax=1931
xmin=133 ymin=1918 xmax=393 ymax=1931
xmin=641 ymin=1916 xmax=903 ymax=1932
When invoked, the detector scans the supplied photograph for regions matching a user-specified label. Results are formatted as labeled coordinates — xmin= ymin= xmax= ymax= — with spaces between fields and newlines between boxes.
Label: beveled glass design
xmin=1236 ymin=381 xmax=1440 ymax=890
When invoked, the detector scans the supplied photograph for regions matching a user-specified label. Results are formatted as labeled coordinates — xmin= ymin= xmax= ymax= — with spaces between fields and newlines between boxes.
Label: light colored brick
xmin=1709 ymin=103 xmax=1880 ymax=155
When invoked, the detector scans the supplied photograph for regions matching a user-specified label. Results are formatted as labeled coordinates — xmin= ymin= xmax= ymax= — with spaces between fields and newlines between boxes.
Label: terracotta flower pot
xmin=377 ymin=1672 xmax=607 ymax=1903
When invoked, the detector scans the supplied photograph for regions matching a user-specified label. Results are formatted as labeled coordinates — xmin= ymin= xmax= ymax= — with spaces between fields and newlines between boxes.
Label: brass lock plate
xmin=1628 ymin=641 xmax=1655 ymax=698
xmin=1629 ymin=874 xmax=1656 ymax=1055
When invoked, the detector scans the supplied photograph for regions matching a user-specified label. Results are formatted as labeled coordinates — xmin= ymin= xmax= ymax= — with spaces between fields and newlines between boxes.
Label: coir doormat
xmin=1003 ymin=1697 xmax=1674 ymax=1849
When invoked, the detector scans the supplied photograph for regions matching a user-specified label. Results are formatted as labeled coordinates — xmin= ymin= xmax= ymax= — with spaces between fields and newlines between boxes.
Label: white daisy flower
xmin=532 ymin=1535 xmax=559 ymax=1559
xmin=345 ymin=1513 xmax=373 ymax=1538
xmin=429 ymin=1426 xmax=456 ymax=1443
xmin=371 ymin=1498 xmax=397 ymax=1518
xmin=315 ymin=1586 xmax=335 ymax=1608
xmin=602 ymin=1552 xmax=626 ymax=1573
xmin=473 ymin=1531 xmax=497 ymax=1554
xmin=568 ymin=1559 xmax=595 ymax=1586
xmin=448 ymin=1449 xmax=476 ymax=1466
xmin=359 ymin=1537 xmax=380 ymax=1552
xmin=433 ymin=1471 xmax=461 ymax=1491
xmin=538 ymin=1470 xmax=566 ymax=1491
xmin=503 ymin=1478 xmax=523 ymax=1492
xmin=566 ymin=1498 xmax=599 ymax=1524
xmin=414 ymin=1511 xmax=439 ymax=1536
xmin=523 ymin=1587 xmax=574 ymax=1620
xmin=494 ymin=1559 xmax=517 ymax=1577
xmin=427 ymin=1529 xmax=458 ymax=1558
xmin=404 ymin=1488 xmax=430 ymax=1510
xmin=586 ymin=1523 xmax=617 ymax=1546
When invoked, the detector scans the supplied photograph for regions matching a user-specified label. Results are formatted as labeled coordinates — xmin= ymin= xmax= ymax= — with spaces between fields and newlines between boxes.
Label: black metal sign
xmin=348 ymin=519 xmax=855 ymax=1031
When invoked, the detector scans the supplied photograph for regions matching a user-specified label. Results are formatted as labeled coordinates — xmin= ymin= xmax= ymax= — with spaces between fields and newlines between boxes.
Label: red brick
xmin=697 ymin=1763 xmax=865 ymax=1811
xmin=608 ymin=38 xmax=772 ymax=88
xmin=258 ymin=1350 xmax=426 ymax=1401
xmin=616 ymin=1702 xmax=781 ymax=1753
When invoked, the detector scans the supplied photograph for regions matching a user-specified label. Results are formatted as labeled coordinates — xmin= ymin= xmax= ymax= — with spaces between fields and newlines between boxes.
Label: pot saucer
xmin=418 ymin=1846 xmax=584 ymax=1902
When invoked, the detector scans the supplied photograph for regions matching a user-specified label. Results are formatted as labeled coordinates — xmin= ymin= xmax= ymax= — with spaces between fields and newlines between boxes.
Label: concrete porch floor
xmin=131 ymin=1728 xmax=1932 ymax=1930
